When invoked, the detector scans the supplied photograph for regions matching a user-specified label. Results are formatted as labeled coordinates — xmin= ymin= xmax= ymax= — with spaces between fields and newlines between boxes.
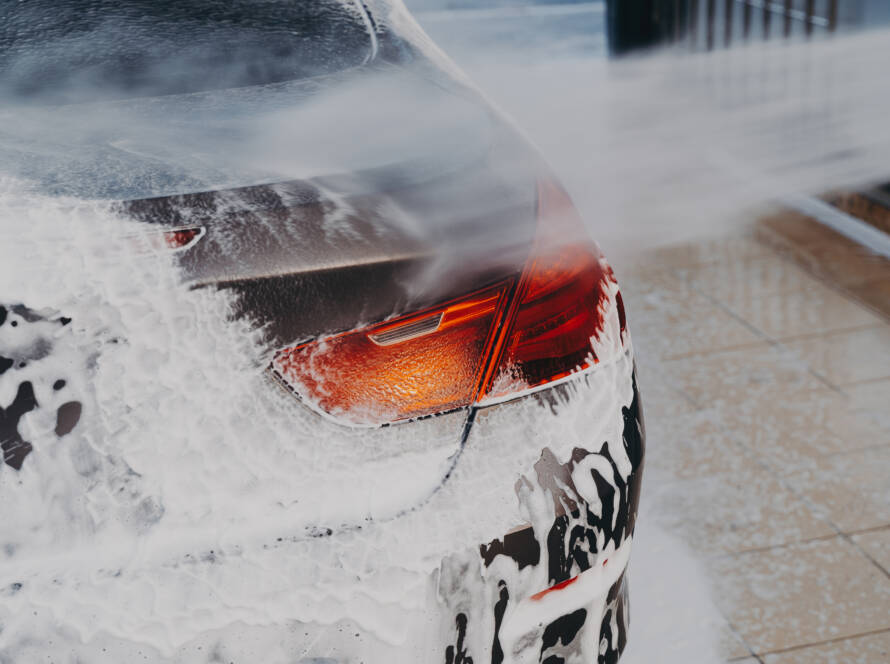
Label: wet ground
xmin=625 ymin=219 xmax=890 ymax=662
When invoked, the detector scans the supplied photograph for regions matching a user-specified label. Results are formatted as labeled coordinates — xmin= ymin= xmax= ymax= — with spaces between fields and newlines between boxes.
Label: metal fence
xmin=687 ymin=0 xmax=838 ymax=50
xmin=607 ymin=0 xmax=848 ymax=54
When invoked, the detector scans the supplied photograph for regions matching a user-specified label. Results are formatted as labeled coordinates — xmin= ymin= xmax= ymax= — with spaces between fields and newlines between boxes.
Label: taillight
xmin=133 ymin=226 xmax=205 ymax=253
xmin=271 ymin=179 xmax=622 ymax=426
xmin=479 ymin=179 xmax=615 ymax=403
xmin=272 ymin=285 xmax=509 ymax=426
xmin=161 ymin=227 xmax=204 ymax=250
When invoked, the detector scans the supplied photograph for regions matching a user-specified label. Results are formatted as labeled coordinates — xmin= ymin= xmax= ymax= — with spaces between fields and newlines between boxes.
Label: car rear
xmin=0 ymin=1 xmax=644 ymax=662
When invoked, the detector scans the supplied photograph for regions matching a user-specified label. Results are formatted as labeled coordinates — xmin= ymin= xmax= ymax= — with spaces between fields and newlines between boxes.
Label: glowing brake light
xmin=271 ymin=179 xmax=622 ymax=426
xmin=272 ymin=286 xmax=509 ymax=426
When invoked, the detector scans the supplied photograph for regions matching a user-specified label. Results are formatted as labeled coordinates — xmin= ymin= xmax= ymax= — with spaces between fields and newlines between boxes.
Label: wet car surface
xmin=0 ymin=1 xmax=644 ymax=661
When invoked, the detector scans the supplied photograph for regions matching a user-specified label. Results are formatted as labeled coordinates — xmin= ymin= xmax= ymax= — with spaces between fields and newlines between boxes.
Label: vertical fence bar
xmin=674 ymin=0 xmax=683 ymax=42
xmin=706 ymin=0 xmax=716 ymax=49
xmin=689 ymin=0 xmax=699 ymax=48
xmin=827 ymin=0 xmax=838 ymax=32
xmin=783 ymin=0 xmax=792 ymax=36
xmin=804 ymin=0 xmax=815 ymax=36
xmin=724 ymin=0 xmax=734 ymax=46
xmin=742 ymin=0 xmax=752 ymax=39
xmin=762 ymin=0 xmax=772 ymax=38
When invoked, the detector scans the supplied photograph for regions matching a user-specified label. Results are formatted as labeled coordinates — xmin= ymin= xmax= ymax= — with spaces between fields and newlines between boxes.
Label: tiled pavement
xmin=619 ymin=216 xmax=890 ymax=662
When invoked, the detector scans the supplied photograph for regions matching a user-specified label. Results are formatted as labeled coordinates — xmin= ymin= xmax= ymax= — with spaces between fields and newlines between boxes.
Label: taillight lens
xmin=480 ymin=179 xmax=614 ymax=402
xmin=271 ymin=179 xmax=622 ymax=426
xmin=272 ymin=285 xmax=509 ymax=426
xmin=161 ymin=227 xmax=204 ymax=250
xmin=136 ymin=226 xmax=205 ymax=252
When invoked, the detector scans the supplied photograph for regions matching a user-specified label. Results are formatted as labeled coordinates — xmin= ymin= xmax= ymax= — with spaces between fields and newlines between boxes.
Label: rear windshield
xmin=0 ymin=0 xmax=373 ymax=104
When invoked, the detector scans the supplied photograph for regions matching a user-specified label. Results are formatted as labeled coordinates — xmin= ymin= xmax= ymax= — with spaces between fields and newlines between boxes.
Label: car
xmin=0 ymin=1 xmax=644 ymax=662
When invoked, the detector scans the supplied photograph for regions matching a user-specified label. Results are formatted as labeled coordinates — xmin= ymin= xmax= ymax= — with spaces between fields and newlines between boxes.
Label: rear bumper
xmin=435 ymin=348 xmax=644 ymax=663
xmin=0 ymin=306 xmax=643 ymax=663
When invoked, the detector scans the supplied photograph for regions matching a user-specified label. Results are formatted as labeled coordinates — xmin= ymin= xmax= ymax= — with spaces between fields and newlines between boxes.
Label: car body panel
xmin=0 ymin=1 xmax=645 ymax=661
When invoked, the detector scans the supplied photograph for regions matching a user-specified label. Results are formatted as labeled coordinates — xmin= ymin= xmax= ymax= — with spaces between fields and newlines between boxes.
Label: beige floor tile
xmin=626 ymin=280 xmax=715 ymax=319
xmin=649 ymin=466 xmax=834 ymax=555
xmin=711 ymin=537 xmax=890 ymax=655
xmin=717 ymin=388 xmax=888 ymax=466
xmin=843 ymin=377 xmax=890 ymax=409
xmin=677 ymin=254 xmax=822 ymax=306
xmin=761 ymin=629 xmax=890 ymax=663
xmin=644 ymin=407 xmax=759 ymax=482
xmin=853 ymin=528 xmax=890 ymax=575
xmin=616 ymin=269 xmax=678 ymax=301
xmin=785 ymin=445 xmax=890 ymax=533
xmin=629 ymin=288 xmax=764 ymax=361
xmin=843 ymin=379 xmax=890 ymax=434
xmin=639 ymin=234 xmax=770 ymax=270
xmin=663 ymin=343 xmax=824 ymax=409
xmin=726 ymin=285 xmax=883 ymax=341
xmin=633 ymin=370 xmax=699 ymax=423
xmin=784 ymin=326 xmax=890 ymax=386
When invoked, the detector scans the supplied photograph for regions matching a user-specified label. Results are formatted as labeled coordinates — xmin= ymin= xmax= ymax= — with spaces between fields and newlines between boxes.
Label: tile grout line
xmin=721 ymin=613 xmax=766 ymax=663
xmin=847 ymin=523 xmax=890 ymax=537
xmin=706 ymin=532 xmax=840 ymax=560
xmin=646 ymin=237 xmax=890 ymax=659
xmin=706 ymin=521 xmax=890 ymax=560
xmin=712 ymin=418 xmax=890 ymax=581
xmin=663 ymin=268 xmax=863 ymax=561
xmin=698 ymin=267 xmax=878 ymax=398
xmin=681 ymin=271 xmax=847 ymax=396
xmin=701 ymin=459 xmax=890 ymax=581
xmin=764 ymin=321 xmax=887 ymax=346
xmin=754 ymin=625 xmax=890 ymax=659
xmin=661 ymin=338 xmax=771 ymax=362
xmin=681 ymin=235 xmax=890 ymax=391
xmin=843 ymin=531 xmax=890 ymax=581
xmin=665 ymin=261 xmax=890 ymax=579
xmin=659 ymin=317 xmax=888 ymax=363
xmin=836 ymin=374 xmax=890 ymax=389
xmin=654 ymin=280 xmax=890 ymax=577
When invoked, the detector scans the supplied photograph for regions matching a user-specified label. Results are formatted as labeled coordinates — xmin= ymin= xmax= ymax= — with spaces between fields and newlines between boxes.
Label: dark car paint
xmin=118 ymin=138 xmax=539 ymax=347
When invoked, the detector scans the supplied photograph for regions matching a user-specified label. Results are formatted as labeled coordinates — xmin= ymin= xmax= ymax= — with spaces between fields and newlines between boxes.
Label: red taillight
xmin=161 ymin=227 xmax=204 ymax=250
xmin=136 ymin=226 xmax=205 ymax=252
xmin=271 ymin=179 xmax=622 ymax=426
xmin=480 ymin=180 xmax=614 ymax=402
xmin=272 ymin=285 xmax=509 ymax=426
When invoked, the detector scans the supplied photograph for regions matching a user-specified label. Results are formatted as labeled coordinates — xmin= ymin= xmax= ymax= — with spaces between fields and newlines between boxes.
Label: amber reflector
xmin=272 ymin=285 xmax=509 ymax=426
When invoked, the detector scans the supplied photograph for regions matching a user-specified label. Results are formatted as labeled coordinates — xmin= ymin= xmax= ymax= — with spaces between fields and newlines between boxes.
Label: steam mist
xmin=413 ymin=5 xmax=890 ymax=258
